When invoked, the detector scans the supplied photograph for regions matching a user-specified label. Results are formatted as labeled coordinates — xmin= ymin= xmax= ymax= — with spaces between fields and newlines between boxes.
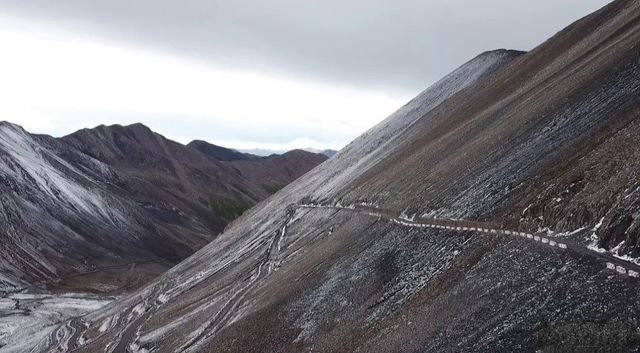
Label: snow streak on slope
xmin=0 ymin=122 xmax=130 ymax=290
xmin=299 ymin=49 xmax=523 ymax=199
xmin=0 ymin=120 xmax=272 ymax=292
xmin=0 ymin=122 xmax=206 ymax=293
xmin=0 ymin=123 xmax=119 ymax=220
xmin=0 ymin=291 xmax=113 ymax=353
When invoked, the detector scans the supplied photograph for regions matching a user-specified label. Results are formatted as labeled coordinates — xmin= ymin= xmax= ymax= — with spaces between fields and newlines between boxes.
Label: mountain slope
xmin=62 ymin=123 xmax=268 ymax=229
xmin=190 ymin=141 xmax=328 ymax=193
xmin=0 ymin=123 xmax=325 ymax=294
xmin=187 ymin=140 xmax=259 ymax=161
xmin=226 ymin=149 xmax=329 ymax=193
xmin=30 ymin=45 xmax=524 ymax=352
xmin=64 ymin=125 xmax=327 ymax=221
xmin=0 ymin=122 xmax=202 ymax=293
xmin=32 ymin=1 xmax=640 ymax=352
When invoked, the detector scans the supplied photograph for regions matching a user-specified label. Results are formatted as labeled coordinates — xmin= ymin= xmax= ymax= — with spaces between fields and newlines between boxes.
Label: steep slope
xmin=32 ymin=1 xmax=640 ymax=352
xmin=0 ymin=122 xmax=204 ymax=293
xmin=0 ymin=123 xmax=325 ymax=294
xmin=62 ymin=123 xmax=266 ymax=231
xmin=28 ymin=45 xmax=524 ymax=353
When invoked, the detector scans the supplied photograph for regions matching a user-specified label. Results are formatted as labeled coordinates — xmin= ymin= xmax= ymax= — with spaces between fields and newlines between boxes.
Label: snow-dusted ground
xmin=0 ymin=122 xmax=131 ymax=289
xmin=0 ymin=120 xmax=215 ymax=291
xmin=0 ymin=291 xmax=113 ymax=353
xmin=288 ymin=50 xmax=524 ymax=201
xmin=0 ymin=123 xmax=120 ymax=221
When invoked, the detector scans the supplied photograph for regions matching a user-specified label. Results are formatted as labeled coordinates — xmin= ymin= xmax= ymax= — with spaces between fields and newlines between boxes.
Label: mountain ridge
xmin=0 ymin=122 xmax=326 ymax=293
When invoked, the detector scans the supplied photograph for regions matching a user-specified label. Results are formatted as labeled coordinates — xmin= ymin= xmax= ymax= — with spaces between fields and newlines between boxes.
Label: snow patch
xmin=0 ymin=125 xmax=122 ymax=222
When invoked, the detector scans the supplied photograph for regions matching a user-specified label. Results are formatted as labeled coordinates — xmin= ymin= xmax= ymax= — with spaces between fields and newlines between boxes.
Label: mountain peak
xmin=92 ymin=122 xmax=155 ymax=137
xmin=0 ymin=120 xmax=27 ymax=133
xmin=477 ymin=48 xmax=526 ymax=58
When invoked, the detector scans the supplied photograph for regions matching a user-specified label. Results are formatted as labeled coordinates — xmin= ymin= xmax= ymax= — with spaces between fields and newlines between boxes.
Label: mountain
xmin=188 ymin=140 xmax=259 ymax=161
xmin=62 ymin=123 xmax=269 ymax=230
xmin=320 ymin=149 xmax=338 ymax=158
xmin=190 ymin=141 xmax=328 ymax=193
xmin=298 ymin=148 xmax=340 ymax=158
xmin=0 ymin=123 xmax=325 ymax=293
xmin=21 ymin=1 xmax=640 ymax=352
xmin=236 ymin=148 xmax=281 ymax=156
xmin=238 ymin=147 xmax=340 ymax=158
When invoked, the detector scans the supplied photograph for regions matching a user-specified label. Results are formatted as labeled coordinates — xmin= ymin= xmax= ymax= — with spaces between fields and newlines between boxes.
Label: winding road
xmin=298 ymin=203 xmax=640 ymax=279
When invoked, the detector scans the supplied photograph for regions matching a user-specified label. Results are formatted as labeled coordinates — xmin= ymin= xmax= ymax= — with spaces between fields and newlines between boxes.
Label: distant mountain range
xmin=0 ymin=122 xmax=326 ymax=292
xmin=239 ymin=147 xmax=339 ymax=158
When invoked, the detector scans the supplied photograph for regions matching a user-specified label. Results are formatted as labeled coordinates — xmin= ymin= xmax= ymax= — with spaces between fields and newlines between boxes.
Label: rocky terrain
xmin=0 ymin=123 xmax=326 ymax=294
xmin=0 ymin=291 xmax=114 ymax=352
xmin=10 ymin=0 xmax=640 ymax=352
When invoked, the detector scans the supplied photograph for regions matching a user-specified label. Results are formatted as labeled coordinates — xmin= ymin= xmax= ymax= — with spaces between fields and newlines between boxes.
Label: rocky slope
xmin=23 ymin=1 xmax=640 ymax=352
xmin=0 ymin=123 xmax=325 ymax=293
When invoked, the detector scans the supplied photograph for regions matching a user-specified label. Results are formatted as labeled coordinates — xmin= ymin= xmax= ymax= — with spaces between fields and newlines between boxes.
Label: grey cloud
xmin=0 ymin=0 xmax=611 ymax=92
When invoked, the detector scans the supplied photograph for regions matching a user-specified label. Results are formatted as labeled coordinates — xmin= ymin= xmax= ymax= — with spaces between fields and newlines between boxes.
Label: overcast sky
xmin=0 ymin=0 xmax=610 ymax=151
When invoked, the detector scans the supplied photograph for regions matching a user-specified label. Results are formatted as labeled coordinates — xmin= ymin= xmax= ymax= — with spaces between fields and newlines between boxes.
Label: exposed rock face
xmin=20 ymin=1 xmax=640 ymax=352
xmin=0 ymin=123 xmax=326 ymax=293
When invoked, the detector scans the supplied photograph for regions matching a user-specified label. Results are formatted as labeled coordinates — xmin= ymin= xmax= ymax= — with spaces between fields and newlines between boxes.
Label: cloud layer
xmin=0 ymin=0 xmax=611 ymax=150
xmin=0 ymin=0 xmax=610 ymax=91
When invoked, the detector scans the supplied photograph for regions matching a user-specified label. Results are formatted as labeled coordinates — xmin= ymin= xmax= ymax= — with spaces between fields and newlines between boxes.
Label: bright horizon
xmin=0 ymin=14 xmax=406 ymax=152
